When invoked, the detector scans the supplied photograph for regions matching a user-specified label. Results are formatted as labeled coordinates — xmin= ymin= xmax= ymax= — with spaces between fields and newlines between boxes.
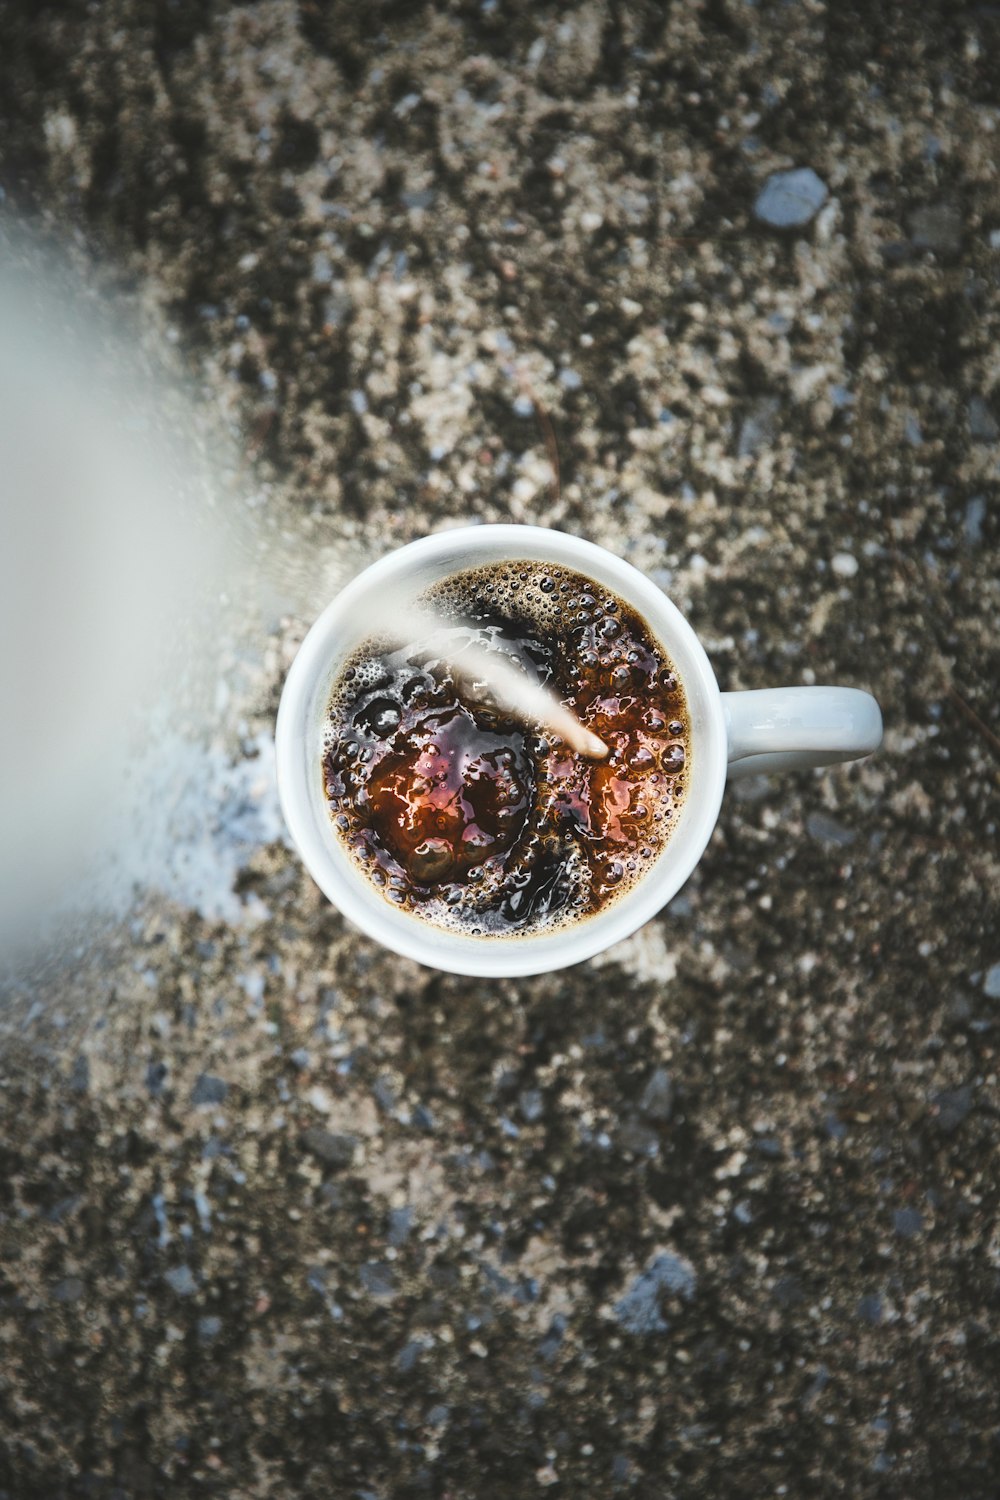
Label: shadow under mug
xmin=275 ymin=525 xmax=882 ymax=978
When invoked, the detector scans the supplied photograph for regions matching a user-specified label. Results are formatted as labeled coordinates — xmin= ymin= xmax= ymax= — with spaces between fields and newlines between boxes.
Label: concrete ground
xmin=1 ymin=2 xmax=998 ymax=1496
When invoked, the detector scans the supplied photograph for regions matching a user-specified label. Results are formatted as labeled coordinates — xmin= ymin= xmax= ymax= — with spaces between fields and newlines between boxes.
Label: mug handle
xmin=722 ymin=687 xmax=882 ymax=779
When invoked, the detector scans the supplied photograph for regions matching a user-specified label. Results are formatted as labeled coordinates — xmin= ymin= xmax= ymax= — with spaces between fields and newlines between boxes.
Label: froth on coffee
xmin=321 ymin=562 xmax=690 ymax=939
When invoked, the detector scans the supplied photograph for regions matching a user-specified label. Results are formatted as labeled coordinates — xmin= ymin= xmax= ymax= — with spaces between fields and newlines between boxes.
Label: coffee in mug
xmin=321 ymin=561 xmax=690 ymax=938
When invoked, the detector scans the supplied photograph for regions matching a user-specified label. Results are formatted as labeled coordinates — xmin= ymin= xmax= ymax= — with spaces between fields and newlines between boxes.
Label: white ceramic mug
xmin=276 ymin=525 xmax=882 ymax=977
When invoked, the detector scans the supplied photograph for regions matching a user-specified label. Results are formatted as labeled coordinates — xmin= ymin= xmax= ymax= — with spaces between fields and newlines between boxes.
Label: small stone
xmin=803 ymin=1364 xmax=830 ymax=1408
xmin=983 ymin=963 xmax=1000 ymax=999
xmin=198 ymin=1315 xmax=222 ymax=1342
xmin=164 ymin=1265 xmax=197 ymax=1297
xmin=968 ymin=396 xmax=999 ymax=443
xmin=359 ymin=1261 xmax=395 ymax=1298
xmin=903 ymin=413 xmax=923 ymax=447
xmin=831 ymin=551 xmax=859 ymax=579
xmin=772 ymin=1274 xmax=804 ymax=1309
xmin=616 ymin=1117 xmax=660 ymax=1156
xmin=908 ymin=202 xmax=963 ymax=255
xmin=737 ymin=395 xmax=781 ymax=457
xmin=69 ymin=1054 xmax=89 ymax=1095
xmin=879 ymin=240 xmax=916 ymax=265
xmin=400 ymin=188 xmax=435 ymax=210
xmin=965 ymin=496 xmax=987 ymax=546
xmin=372 ymin=1075 xmax=397 ymax=1113
xmin=53 ymin=1276 xmax=85 ymax=1303
xmin=322 ymin=289 xmax=352 ymax=329
xmin=613 ymin=1250 xmax=697 ymax=1334
xmin=190 ymin=1074 xmax=228 ymax=1107
xmin=387 ymin=1207 xmax=413 ymax=1246
xmin=306 ymin=1266 xmax=330 ymax=1296
xmin=753 ymin=168 xmax=828 ymax=229
xmin=806 ymin=812 xmax=856 ymax=847
xmin=892 ymin=1207 xmax=924 ymax=1238
xmin=47 ymin=1195 xmax=81 ymax=1223
xmin=639 ymin=1067 xmax=674 ymax=1122
xmin=146 ymin=1061 xmax=169 ymax=1097
xmin=537 ymin=1314 xmax=566 ymax=1362
xmin=731 ymin=775 xmax=770 ymax=804
xmin=310 ymin=251 xmax=333 ymax=284
xmin=518 ymin=1088 xmax=544 ymax=1123
xmin=396 ymin=1340 xmax=424 ymax=1373
xmin=931 ymin=1085 xmax=972 ymax=1134
xmin=856 ymin=1292 xmax=882 ymax=1325
xmin=301 ymin=1127 xmax=357 ymax=1168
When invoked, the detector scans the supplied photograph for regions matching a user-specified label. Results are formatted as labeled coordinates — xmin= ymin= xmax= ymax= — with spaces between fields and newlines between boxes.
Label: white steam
xmin=0 ymin=231 xmax=346 ymax=965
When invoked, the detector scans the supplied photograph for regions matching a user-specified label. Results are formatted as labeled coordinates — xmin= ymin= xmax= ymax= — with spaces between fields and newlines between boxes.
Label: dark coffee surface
xmin=323 ymin=564 xmax=689 ymax=936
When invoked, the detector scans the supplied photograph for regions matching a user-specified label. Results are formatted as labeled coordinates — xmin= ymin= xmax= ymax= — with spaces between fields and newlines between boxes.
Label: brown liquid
xmin=322 ymin=563 xmax=689 ymax=937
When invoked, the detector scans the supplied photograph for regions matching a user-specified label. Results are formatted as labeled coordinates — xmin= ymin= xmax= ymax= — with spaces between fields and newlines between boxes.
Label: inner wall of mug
xmin=283 ymin=527 xmax=728 ymax=977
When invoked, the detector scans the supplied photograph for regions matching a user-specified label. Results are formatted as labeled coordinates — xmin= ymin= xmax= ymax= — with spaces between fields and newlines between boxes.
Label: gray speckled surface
xmin=2 ymin=2 xmax=999 ymax=1496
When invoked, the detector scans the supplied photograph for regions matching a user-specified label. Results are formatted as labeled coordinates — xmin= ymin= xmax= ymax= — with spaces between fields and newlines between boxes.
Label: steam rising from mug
xmin=0 ymin=235 xmax=348 ymax=963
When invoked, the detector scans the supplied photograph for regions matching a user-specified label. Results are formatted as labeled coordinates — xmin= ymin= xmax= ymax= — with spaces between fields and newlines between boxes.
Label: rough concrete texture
xmin=2 ymin=2 xmax=999 ymax=1497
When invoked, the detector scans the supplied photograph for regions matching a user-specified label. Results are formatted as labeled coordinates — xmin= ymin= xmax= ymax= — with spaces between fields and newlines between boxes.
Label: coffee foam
xmin=430 ymin=562 xmax=584 ymax=635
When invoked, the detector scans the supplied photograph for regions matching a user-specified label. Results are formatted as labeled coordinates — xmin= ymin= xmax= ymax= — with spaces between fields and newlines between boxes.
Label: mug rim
xmin=275 ymin=525 xmax=728 ymax=977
